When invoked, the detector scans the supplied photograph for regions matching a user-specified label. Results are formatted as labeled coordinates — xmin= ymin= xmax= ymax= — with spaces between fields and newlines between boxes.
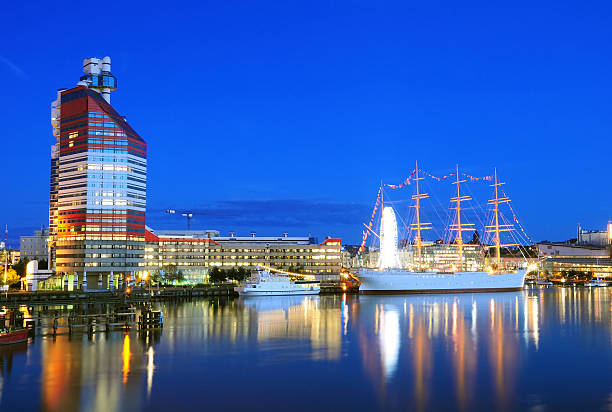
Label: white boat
xmin=234 ymin=267 xmax=320 ymax=296
xmin=357 ymin=163 xmax=529 ymax=294
xmin=534 ymin=279 xmax=553 ymax=286
xmin=359 ymin=269 xmax=526 ymax=294
xmin=585 ymin=278 xmax=607 ymax=287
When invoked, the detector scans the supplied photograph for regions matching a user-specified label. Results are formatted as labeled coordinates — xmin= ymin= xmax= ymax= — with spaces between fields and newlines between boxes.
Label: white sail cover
xmin=379 ymin=206 xmax=401 ymax=269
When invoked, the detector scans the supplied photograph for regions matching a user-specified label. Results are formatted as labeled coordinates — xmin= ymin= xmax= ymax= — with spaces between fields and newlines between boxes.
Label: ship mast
xmin=486 ymin=168 xmax=515 ymax=269
xmin=449 ymin=165 xmax=473 ymax=271
xmin=411 ymin=161 xmax=431 ymax=271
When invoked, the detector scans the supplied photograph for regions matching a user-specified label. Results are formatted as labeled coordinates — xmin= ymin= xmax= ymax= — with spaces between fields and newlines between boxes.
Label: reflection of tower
xmin=379 ymin=206 xmax=400 ymax=269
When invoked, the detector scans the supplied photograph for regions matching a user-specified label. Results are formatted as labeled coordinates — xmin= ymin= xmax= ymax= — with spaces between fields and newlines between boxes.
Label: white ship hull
xmin=235 ymin=286 xmax=320 ymax=296
xmin=234 ymin=268 xmax=321 ymax=296
xmin=358 ymin=269 xmax=526 ymax=294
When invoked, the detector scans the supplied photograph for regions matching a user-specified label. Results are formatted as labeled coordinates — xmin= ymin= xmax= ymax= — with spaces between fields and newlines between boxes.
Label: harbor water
xmin=1 ymin=286 xmax=611 ymax=411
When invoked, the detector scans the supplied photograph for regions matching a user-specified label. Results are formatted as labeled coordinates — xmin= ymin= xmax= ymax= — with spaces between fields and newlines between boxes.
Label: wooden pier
xmin=18 ymin=307 xmax=164 ymax=337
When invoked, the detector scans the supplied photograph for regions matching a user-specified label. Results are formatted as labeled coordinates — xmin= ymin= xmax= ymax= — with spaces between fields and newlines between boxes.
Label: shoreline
xmin=0 ymin=284 xmax=359 ymax=305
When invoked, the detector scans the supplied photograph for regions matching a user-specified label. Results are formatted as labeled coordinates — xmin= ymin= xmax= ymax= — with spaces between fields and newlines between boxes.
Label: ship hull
xmin=0 ymin=329 xmax=29 ymax=345
xmin=235 ymin=287 xmax=320 ymax=296
xmin=358 ymin=269 xmax=526 ymax=294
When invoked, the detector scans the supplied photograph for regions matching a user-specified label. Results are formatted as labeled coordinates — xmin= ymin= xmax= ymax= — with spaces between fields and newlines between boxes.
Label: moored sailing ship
xmin=358 ymin=163 xmax=528 ymax=294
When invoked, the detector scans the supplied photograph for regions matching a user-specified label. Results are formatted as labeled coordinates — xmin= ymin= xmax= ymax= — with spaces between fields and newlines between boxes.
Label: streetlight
xmin=165 ymin=209 xmax=194 ymax=230
xmin=142 ymin=271 xmax=151 ymax=296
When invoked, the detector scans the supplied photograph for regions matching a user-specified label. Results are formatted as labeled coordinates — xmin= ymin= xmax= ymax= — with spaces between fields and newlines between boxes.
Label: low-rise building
xmin=20 ymin=229 xmax=49 ymax=261
xmin=144 ymin=227 xmax=342 ymax=283
xmin=537 ymin=222 xmax=612 ymax=279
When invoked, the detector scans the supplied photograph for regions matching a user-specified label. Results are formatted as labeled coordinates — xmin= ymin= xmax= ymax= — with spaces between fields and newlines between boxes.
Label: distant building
xmin=576 ymin=222 xmax=612 ymax=247
xmin=342 ymin=245 xmax=366 ymax=269
xmin=145 ymin=227 xmax=342 ymax=283
xmin=359 ymin=244 xmax=484 ymax=271
xmin=20 ymin=229 xmax=49 ymax=261
xmin=537 ymin=221 xmax=612 ymax=278
xmin=10 ymin=250 xmax=20 ymax=265
xmin=49 ymin=56 xmax=147 ymax=288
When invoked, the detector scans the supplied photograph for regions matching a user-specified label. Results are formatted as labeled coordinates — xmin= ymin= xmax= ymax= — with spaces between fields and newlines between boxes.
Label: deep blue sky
xmin=1 ymin=1 xmax=611 ymax=246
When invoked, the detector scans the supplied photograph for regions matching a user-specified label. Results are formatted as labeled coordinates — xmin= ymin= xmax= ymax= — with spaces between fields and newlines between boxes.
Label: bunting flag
xmin=423 ymin=171 xmax=456 ymax=181
xmin=385 ymin=170 xmax=416 ymax=189
xmin=462 ymin=172 xmax=492 ymax=182
xmin=358 ymin=185 xmax=382 ymax=255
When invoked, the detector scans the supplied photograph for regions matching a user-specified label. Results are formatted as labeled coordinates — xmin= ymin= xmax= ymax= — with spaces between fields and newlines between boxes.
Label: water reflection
xmin=0 ymin=288 xmax=611 ymax=411
xmin=356 ymin=292 xmax=534 ymax=410
xmin=377 ymin=308 xmax=399 ymax=379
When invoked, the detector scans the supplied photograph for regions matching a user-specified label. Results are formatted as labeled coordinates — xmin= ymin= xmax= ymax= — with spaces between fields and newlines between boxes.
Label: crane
xmin=166 ymin=209 xmax=194 ymax=230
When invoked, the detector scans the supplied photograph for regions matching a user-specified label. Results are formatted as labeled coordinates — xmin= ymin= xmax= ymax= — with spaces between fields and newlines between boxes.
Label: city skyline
xmin=3 ymin=1 xmax=612 ymax=245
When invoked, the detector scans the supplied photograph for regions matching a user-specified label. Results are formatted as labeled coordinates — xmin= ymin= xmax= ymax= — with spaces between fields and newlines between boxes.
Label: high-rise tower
xmin=49 ymin=57 xmax=147 ymax=289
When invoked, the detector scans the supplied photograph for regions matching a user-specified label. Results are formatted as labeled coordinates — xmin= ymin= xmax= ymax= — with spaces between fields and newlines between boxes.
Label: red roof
xmin=144 ymin=229 xmax=219 ymax=245
xmin=320 ymin=238 xmax=342 ymax=245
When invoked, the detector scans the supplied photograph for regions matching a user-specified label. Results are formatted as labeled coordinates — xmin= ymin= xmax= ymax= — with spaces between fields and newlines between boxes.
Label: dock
xmin=0 ymin=284 xmax=358 ymax=305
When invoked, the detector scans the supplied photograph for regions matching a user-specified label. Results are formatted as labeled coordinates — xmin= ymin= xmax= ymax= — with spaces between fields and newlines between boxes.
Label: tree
xmin=469 ymin=231 xmax=481 ymax=245
xmin=209 ymin=267 xmax=227 ymax=284
xmin=227 ymin=267 xmax=249 ymax=282
xmin=13 ymin=258 xmax=29 ymax=277
xmin=288 ymin=265 xmax=305 ymax=274
xmin=174 ymin=270 xmax=185 ymax=282
xmin=234 ymin=267 xmax=249 ymax=282
xmin=164 ymin=264 xmax=184 ymax=283
xmin=151 ymin=269 xmax=164 ymax=284
xmin=1 ymin=268 xmax=20 ymax=286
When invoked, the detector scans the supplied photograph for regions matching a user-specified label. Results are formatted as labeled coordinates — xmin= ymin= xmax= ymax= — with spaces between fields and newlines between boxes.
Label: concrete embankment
xmin=0 ymin=284 xmax=358 ymax=305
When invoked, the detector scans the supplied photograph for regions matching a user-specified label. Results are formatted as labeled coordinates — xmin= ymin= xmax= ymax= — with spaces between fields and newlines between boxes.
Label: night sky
xmin=2 ymin=1 xmax=611 ymax=246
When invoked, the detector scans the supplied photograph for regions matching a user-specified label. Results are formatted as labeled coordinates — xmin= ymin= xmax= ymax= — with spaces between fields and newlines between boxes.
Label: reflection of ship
xmin=356 ymin=291 xmax=529 ymax=410
xmin=237 ymin=295 xmax=342 ymax=360
xmin=239 ymin=295 xmax=319 ymax=311
xmin=0 ymin=311 xmax=29 ymax=345
xmin=235 ymin=267 xmax=320 ymax=296
xmin=0 ymin=329 xmax=28 ymax=345
xmin=359 ymin=164 xmax=527 ymax=294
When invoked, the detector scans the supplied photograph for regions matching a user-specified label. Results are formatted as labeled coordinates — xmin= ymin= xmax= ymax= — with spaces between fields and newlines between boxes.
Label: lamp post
xmin=142 ymin=271 xmax=151 ymax=297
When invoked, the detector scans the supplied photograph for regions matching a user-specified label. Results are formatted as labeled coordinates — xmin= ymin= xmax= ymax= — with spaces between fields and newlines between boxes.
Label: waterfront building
xmin=49 ymin=57 xmax=147 ymax=288
xmin=537 ymin=221 xmax=612 ymax=279
xmin=20 ymin=229 xmax=49 ymax=261
xmin=357 ymin=243 xmax=483 ymax=271
xmin=144 ymin=228 xmax=342 ymax=283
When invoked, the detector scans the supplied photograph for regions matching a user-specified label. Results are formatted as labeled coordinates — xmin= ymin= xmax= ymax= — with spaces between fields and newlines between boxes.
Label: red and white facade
xmin=49 ymin=57 xmax=146 ymax=288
